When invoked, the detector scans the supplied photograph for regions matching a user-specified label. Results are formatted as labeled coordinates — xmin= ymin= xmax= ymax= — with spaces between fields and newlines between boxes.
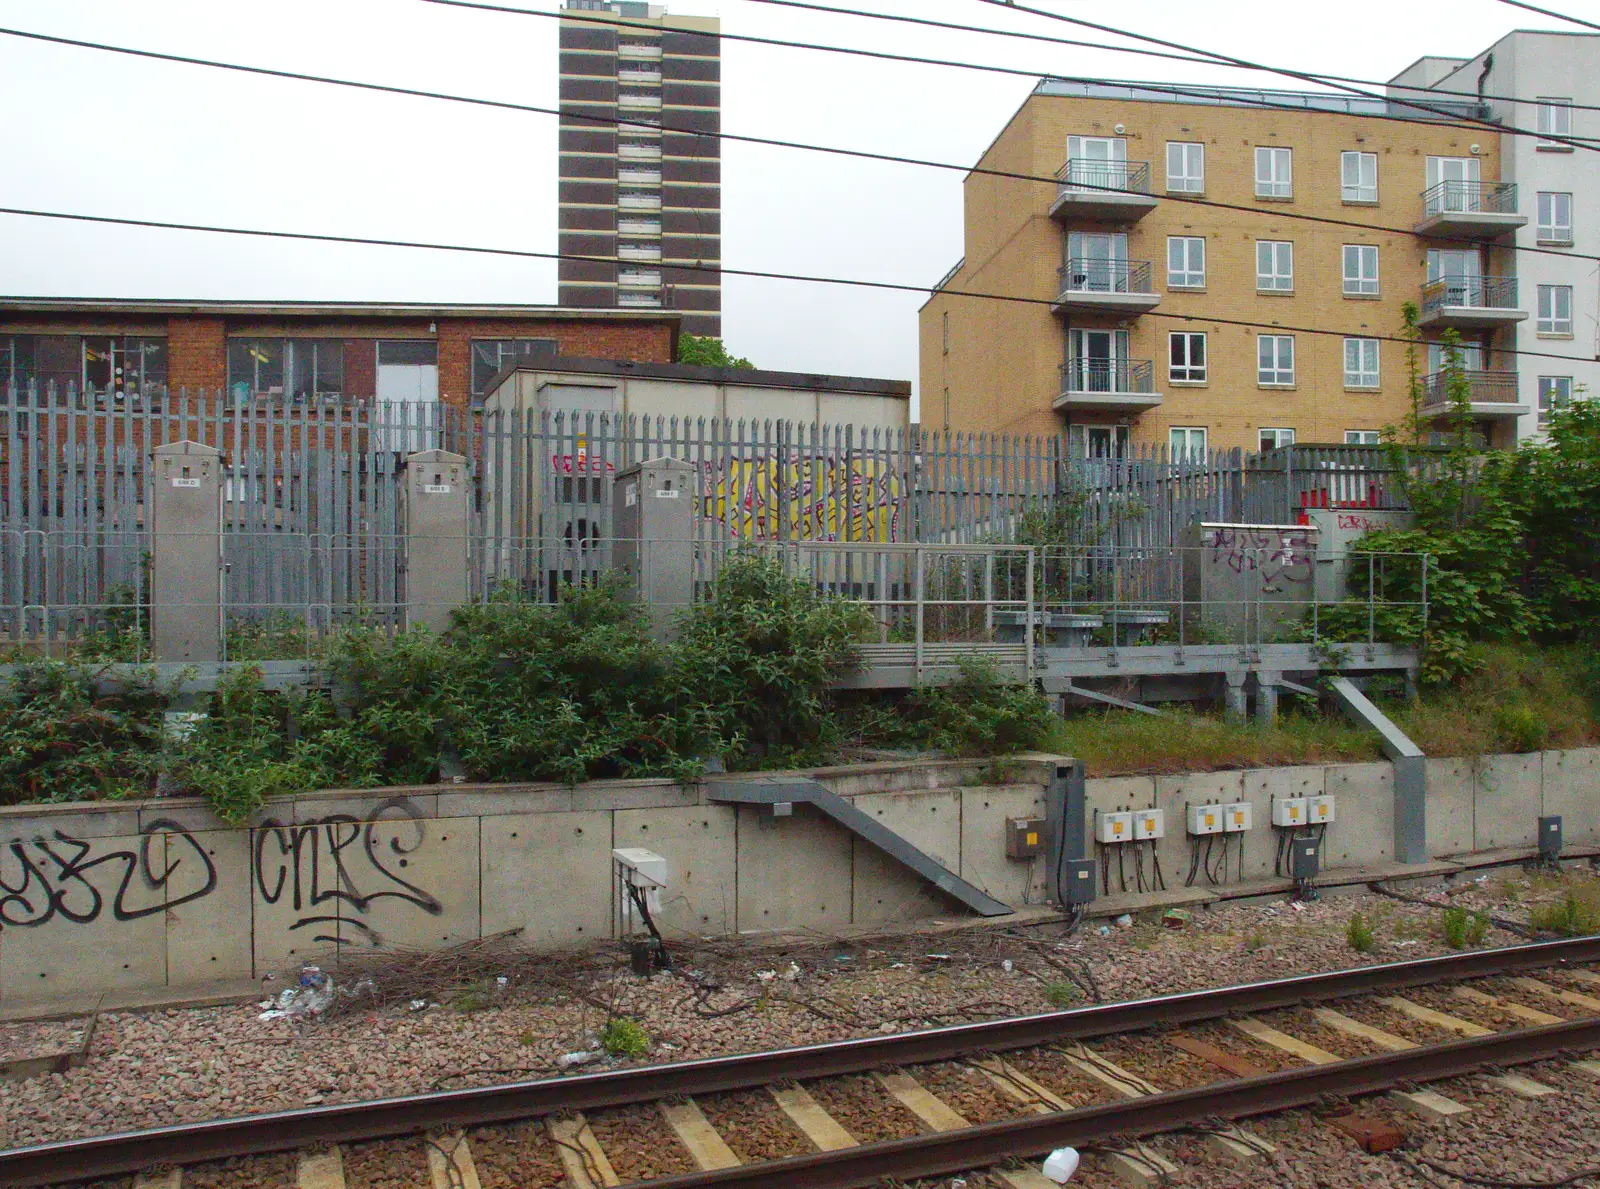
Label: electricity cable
xmin=0 ymin=24 xmax=1592 ymax=266
xmin=1493 ymin=0 xmax=1600 ymax=33
xmin=2 ymin=204 xmax=1591 ymax=367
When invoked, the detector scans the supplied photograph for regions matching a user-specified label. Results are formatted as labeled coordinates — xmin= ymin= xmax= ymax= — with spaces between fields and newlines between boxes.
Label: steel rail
xmin=5 ymin=936 xmax=1600 ymax=1187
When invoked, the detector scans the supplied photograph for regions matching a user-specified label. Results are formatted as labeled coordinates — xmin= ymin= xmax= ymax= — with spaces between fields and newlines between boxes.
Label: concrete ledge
xmin=1441 ymin=842 xmax=1600 ymax=869
xmin=0 ymin=978 xmax=263 ymax=1025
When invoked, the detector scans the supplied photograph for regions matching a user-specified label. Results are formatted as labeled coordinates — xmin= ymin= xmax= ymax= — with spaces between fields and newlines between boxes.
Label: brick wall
xmin=165 ymin=316 xmax=226 ymax=391
xmin=435 ymin=317 xmax=675 ymax=404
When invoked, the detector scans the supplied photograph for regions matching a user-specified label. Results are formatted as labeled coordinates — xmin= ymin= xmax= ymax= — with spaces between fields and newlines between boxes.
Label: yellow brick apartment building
xmin=920 ymin=80 xmax=1531 ymax=455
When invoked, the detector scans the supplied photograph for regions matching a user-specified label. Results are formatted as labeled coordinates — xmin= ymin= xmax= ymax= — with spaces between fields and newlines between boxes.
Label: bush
xmin=0 ymin=662 xmax=167 ymax=803
xmin=902 ymin=659 xmax=1055 ymax=757
xmin=1441 ymin=905 xmax=1489 ymax=949
xmin=599 ymin=1016 xmax=650 ymax=1057
xmin=1491 ymin=701 xmax=1549 ymax=754
xmin=1346 ymin=912 xmax=1376 ymax=953
xmin=1044 ymin=982 xmax=1080 ymax=1008
xmin=1530 ymin=889 xmax=1600 ymax=938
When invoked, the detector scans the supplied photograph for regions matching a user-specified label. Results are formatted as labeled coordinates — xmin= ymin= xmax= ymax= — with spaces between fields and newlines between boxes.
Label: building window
xmin=1340 ymin=151 xmax=1377 ymax=203
xmin=1169 ymin=426 xmax=1207 ymax=459
xmin=1538 ymin=284 xmax=1574 ymax=335
xmin=1258 ymin=334 xmax=1295 ymax=385
xmin=1342 ymin=244 xmax=1379 ymax=295
xmin=471 ymin=339 xmax=559 ymax=397
xmin=942 ymin=311 xmax=950 ymax=354
xmin=1256 ymin=240 xmax=1293 ymax=291
xmin=1344 ymin=430 xmax=1381 ymax=445
xmin=1537 ymin=97 xmax=1572 ymax=145
xmin=1259 ymin=427 xmax=1295 ymax=451
xmin=943 ymin=386 xmax=950 ymax=430
xmin=1169 ymin=332 xmax=1207 ymax=382
xmin=1537 ymin=192 xmax=1573 ymax=244
xmin=1538 ymin=376 xmax=1573 ymax=428
xmin=1166 ymin=236 xmax=1205 ymax=288
xmin=1344 ymin=337 xmax=1380 ymax=388
xmin=1166 ymin=141 xmax=1204 ymax=192
xmin=1255 ymin=146 xmax=1292 ymax=198
xmin=81 ymin=336 xmax=169 ymax=398
xmin=228 ymin=339 xmax=343 ymax=405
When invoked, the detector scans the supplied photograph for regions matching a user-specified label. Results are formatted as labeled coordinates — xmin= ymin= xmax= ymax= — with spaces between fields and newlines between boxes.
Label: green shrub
xmin=903 ymin=659 xmax=1055 ymax=757
xmin=1346 ymin=912 xmax=1376 ymax=953
xmin=1529 ymin=889 xmax=1600 ymax=937
xmin=1441 ymin=905 xmax=1489 ymax=949
xmin=0 ymin=662 xmax=167 ymax=803
xmin=599 ymin=1016 xmax=650 ymax=1057
xmin=1491 ymin=701 xmax=1549 ymax=754
xmin=1044 ymin=982 xmax=1080 ymax=1008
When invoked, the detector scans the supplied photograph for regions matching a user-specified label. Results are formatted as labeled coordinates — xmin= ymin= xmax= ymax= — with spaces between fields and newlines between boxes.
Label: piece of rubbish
xmin=557 ymin=1050 xmax=602 ymax=1070
xmin=1001 ymin=959 xmax=1014 ymax=974
xmin=1114 ymin=914 xmax=1134 ymax=928
xmin=925 ymin=953 xmax=952 ymax=962
xmin=951 ymin=1180 xmax=968 ymax=1189
xmin=781 ymin=962 xmax=801 ymax=981
xmin=1042 ymin=1146 xmax=1081 ymax=1182
xmin=755 ymin=969 xmax=778 ymax=983
xmin=1097 ymin=925 xmax=1111 ymax=937
xmin=256 ymin=965 xmax=335 ymax=1020
xmin=408 ymin=999 xmax=429 ymax=1012
xmin=1290 ymin=900 xmax=1306 ymax=913
xmin=890 ymin=962 xmax=908 ymax=969
xmin=495 ymin=975 xmax=509 ymax=987
xmin=1162 ymin=908 xmax=1191 ymax=929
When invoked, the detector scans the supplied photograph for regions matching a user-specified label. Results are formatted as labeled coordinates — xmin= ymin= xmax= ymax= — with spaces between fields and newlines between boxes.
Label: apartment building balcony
xmin=1418 ymin=275 xmax=1528 ymax=330
xmin=1415 ymin=181 xmax=1527 ymax=238
xmin=1049 ymin=160 xmax=1158 ymax=222
xmin=1419 ymin=369 xmax=1527 ymax=421
xmin=1050 ymin=259 xmax=1160 ymax=315
xmin=1054 ymin=358 xmax=1162 ymax=414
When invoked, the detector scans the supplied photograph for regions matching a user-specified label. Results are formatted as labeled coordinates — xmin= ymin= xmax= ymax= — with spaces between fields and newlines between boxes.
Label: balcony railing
xmin=1421 ymin=369 xmax=1520 ymax=407
xmin=1058 ymin=258 xmax=1154 ymax=295
xmin=1061 ymin=358 xmax=1155 ymax=394
xmin=1421 ymin=180 xmax=1518 ymax=218
xmin=1421 ymin=274 xmax=1519 ymax=316
xmin=1057 ymin=158 xmax=1151 ymax=195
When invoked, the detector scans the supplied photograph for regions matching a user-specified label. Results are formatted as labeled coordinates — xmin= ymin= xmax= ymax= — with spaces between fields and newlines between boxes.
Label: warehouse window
xmin=471 ymin=339 xmax=559 ymax=397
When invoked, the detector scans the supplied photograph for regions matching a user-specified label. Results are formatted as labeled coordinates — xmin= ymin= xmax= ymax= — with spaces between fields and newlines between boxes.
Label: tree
xmin=678 ymin=334 xmax=755 ymax=370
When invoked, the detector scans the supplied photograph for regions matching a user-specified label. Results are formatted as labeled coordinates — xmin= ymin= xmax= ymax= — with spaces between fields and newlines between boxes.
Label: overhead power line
xmin=2 ymin=24 xmax=1590 ymax=266
xmin=737 ymin=0 xmax=1600 ymax=115
xmin=970 ymin=0 xmax=1600 ymax=155
xmin=1494 ymin=0 xmax=1600 ymax=32
xmin=0 ymin=204 xmax=1591 ymax=367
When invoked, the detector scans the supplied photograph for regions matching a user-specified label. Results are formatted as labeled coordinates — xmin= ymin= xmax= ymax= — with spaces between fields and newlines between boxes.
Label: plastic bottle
xmin=1042 ymin=1146 xmax=1081 ymax=1182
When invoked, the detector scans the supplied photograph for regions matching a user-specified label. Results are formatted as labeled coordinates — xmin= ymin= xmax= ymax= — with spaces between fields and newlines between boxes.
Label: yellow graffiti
xmin=703 ymin=455 xmax=902 ymax=541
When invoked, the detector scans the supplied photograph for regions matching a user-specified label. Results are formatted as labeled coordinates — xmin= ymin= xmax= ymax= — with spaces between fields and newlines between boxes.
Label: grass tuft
xmin=1346 ymin=912 xmax=1376 ymax=953
xmin=1529 ymin=887 xmax=1600 ymax=938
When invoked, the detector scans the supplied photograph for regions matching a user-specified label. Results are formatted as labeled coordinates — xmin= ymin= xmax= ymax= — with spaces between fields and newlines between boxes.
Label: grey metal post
xmin=1224 ymin=670 xmax=1248 ymax=721
xmin=402 ymin=449 xmax=471 ymax=634
xmin=1329 ymin=676 xmax=1429 ymax=865
xmin=1255 ymin=671 xmax=1279 ymax=724
xmin=149 ymin=440 xmax=222 ymax=662
xmin=612 ymin=457 xmax=694 ymax=641
xmin=1044 ymin=759 xmax=1088 ymax=904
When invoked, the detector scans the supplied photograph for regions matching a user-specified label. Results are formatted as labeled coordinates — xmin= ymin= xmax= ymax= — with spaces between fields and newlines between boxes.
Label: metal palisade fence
xmin=0 ymin=385 xmax=1404 ymax=642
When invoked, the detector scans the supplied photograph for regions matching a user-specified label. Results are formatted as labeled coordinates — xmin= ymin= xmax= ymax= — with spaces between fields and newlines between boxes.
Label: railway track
xmin=17 ymin=937 xmax=1600 ymax=1189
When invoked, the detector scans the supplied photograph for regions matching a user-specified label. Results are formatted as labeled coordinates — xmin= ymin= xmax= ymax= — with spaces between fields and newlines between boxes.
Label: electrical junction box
xmin=1007 ymin=817 xmax=1046 ymax=859
xmin=1060 ymin=858 xmax=1098 ymax=906
xmin=1539 ymin=815 xmax=1563 ymax=860
xmin=1095 ymin=809 xmax=1134 ymax=845
xmin=612 ymin=847 xmax=668 ymax=888
xmin=1133 ymin=808 xmax=1165 ymax=840
xmin=1223 ymin=801 xmax=1253 ymax=833
xmin=1308 ymin=795 xmax=1336 ymax=825
xmin=1290 ymin=838 xmax=1321 ymax=881
xmin=1187 ymin=804 xmax=1224 ymax=837
xmin=1272 ymin=797 xmax=1308 ymax=828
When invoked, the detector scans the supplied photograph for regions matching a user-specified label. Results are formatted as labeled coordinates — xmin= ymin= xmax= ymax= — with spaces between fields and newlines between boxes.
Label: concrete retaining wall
xmin=2 ymin=749 xmax=1595 ymax=1007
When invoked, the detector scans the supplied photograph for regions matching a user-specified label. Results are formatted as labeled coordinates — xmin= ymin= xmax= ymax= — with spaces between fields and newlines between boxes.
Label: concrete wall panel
xmin=481 ymin=812 xmax=613 ymax=946
xmin=614 ymin=806 xmax=738 ymax=937
xmin=1543 ymin=749 xmax=1600 ymax=844
xmin=340 ymin=817 xmax=481 ymax=953
xmin=1163 ymin=771 xmax=1250 ymax=881
xmin=735 ymin=804 xmax=853 ymax=934
xmin=960 ymin=786 xmax=1049 ymax=907
xmin=850 ymin=790 xmax=961 ymax=924
xmin=1425 ymin=759 xmax=1475 ymax=858
xmin=164 ymin=827 xmax=254 ymax=986
xmin=1322 ymin=762 xmax=1394 ymax=867
xmin=1473 ymin=754 xmax=1542 ymax=851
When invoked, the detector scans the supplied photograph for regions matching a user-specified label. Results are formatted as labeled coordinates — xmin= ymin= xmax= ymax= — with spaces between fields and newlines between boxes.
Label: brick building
xmin=920 ymin=80 xmax=1530 ymax=454
xmin=0 ymin=299 xmax=679 ymax=410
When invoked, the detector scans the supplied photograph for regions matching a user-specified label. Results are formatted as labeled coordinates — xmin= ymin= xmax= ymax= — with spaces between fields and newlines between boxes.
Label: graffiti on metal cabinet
xmin=253 ymin=797 xmax=442 ymax=948
xmin=1205 ymin=526 xmax=1315 ymax=593
xmin=0 ymin=819 xmax=217 ymax=928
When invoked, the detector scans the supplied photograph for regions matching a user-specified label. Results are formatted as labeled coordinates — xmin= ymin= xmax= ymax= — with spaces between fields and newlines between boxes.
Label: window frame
xmin=1343 ymin=337 xmax=1380 ymax=389
xmin=1344 ymin=430 xmax=1382 ymax=445
xmin=1537 ymin=97 xmax=1572 ymax=146
xmin=1342 ymin=244 xmax=1380 ymax=296
xmin=1255 ymin=240 xmax=1294 ymax=291
xmin=1165 ymin=141 xmax=1204 ymax=193
xmin=470 ymin=338 xmax=559 ymax=397
xmin=1168 ymin=331 xmax=1207 ymax=383
xmin=1538 ymin=375 xmax=1573 ymax=429
xmin=1166 ymin=236 xmax=1206 ymax=288
xmin=1537 ymin=191 xmax=1574 ymax=244
xmin=1537 ymin=284 xmax=1574 ymax=335
xmin=1254 ymin=146 xmax=1292 ymax=198
xmin=1169 ymin=426 xmax=1208 ymax=459
xmin=1340 ymin=150 xmax=1378 ymax=203
xmin=1257 ymin=334 xmax=1296 ymax=386
xmin=1259 ymin=427 xmax=1296 ymax=451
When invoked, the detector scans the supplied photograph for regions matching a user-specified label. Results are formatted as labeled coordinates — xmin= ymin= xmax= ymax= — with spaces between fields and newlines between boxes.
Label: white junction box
xmin=1223 ymin=801 xmax=1253 ymax=833
xmin=1308 ymin=794 xmax=1336 ymax=825
xmin=1187 ymin=804 xmax=1224 ymax=836
xmin=1095 ymin=809 xmax=1134 ymax=844
xmin=1133 ymin=807 xmax=1165 ymax=840
xmin=1271 ymin=797 xmax=1308 ymax=828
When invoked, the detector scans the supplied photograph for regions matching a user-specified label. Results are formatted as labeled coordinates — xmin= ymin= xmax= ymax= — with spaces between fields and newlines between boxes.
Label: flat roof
xmin=1034 ymin=77 xmax=1487 ymax=120
xmin=495 ymin=355 xmax=911 ymax=398
xmin=0 ymin=298 xmax=682 ymax=322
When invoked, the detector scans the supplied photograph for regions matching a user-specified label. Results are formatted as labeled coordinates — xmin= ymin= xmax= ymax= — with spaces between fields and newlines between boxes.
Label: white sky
xmin=0 ymin=0 xmax=1565 ymax=409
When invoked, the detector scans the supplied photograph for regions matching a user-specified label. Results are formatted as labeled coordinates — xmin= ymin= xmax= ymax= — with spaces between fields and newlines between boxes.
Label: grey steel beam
xmin=1053 ymin=681 xmax=1163 ymax=716
xmin=708 ymin=777 xmax=1014 ymax=917
xmin=1328 ymin=676 xmax=1428 ymax=865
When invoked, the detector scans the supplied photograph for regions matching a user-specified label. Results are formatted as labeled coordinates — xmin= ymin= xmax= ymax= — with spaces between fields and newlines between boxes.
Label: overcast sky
xmin=0 ymin=0 xmax=1565 ymax=408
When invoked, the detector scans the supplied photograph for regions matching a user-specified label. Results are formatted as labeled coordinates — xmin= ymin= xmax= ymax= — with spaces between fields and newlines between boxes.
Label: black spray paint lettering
xmin=1207 ymin=527 xmax=1315 ymax=592
xmin=0 ymin=819 xmax=217 ymax=929
xmin=253 ymin=797 xmax=442 ymax=948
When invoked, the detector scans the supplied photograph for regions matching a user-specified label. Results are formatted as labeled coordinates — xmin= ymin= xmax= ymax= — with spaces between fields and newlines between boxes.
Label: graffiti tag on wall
xmin=702 ymin=454 xmax=903 ymax=542
xmin=1205 ymin=526 xmax=1315 ymax=594
xmin=0 ymin=819 xmax=216 ymax=928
